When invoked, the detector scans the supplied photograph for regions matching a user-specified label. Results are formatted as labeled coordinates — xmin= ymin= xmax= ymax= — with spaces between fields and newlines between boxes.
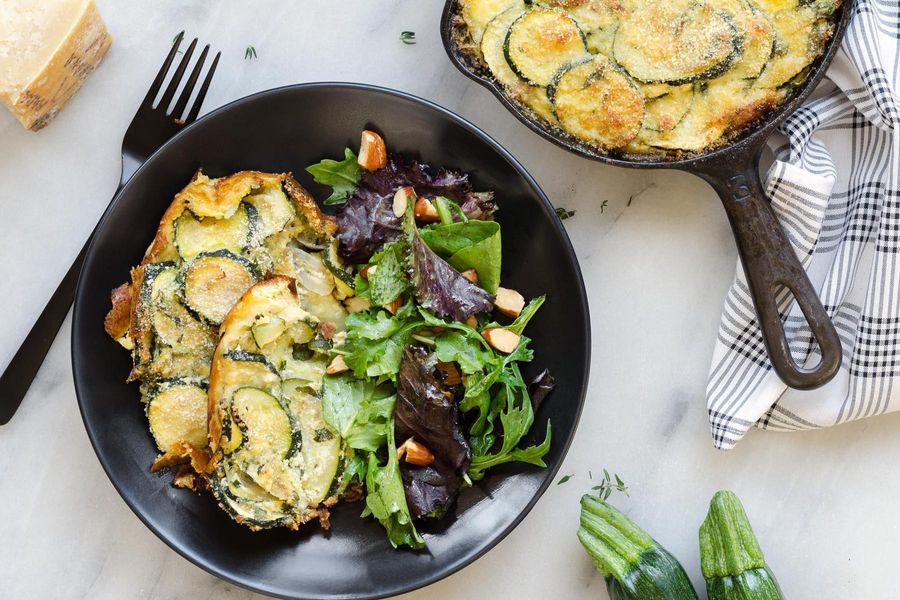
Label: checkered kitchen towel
xmin=707 ymin=0 xmax=900 ymax=450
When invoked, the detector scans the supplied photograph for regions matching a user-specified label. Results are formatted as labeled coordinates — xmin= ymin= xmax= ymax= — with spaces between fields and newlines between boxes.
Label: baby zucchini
xmin=504 ymin=6 xmax=588 ymax=87
xmin=579 ymin=494 xmax=699 ymax=600
xmin=548 ymin=55 xmax=645 ymax=149
xmin=700 ymin=491 xmax=784 ymax=600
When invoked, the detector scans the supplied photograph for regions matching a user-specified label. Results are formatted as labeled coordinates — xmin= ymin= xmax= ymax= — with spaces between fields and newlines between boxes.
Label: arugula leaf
xmin=342 ymin=309 xmax=424 ymax=380
xmin=420 ymin=220 xmax=501 ymax=293
xmin=321 ymin=374 xmax=396 ymax=451
xmin=368 ymin=241 xmax=408 ymax=305
xmin=507 ymin=295 xmax=545 ymax=335
xmin=468 ymin=361 xmax=551 ymax=480
xmin=306 ymin=148 xmax=362 ymax=205
xmin=361 ymin=421 xmax=424 ymax=549
xmin=435 ymin=330 xmax=495 ymax=375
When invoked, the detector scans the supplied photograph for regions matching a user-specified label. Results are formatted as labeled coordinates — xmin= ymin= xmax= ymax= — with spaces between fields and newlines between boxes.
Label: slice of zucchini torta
xmin=103 ymin=170 xmax=354 ymax=497
xmin=207 ymin=276 xmax=354 ymax=530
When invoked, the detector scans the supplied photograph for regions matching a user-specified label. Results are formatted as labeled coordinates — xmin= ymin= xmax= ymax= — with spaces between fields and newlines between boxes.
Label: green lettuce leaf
xmin=420 ymin=220 xmax=501 ymax=293
xmin=361 ymin=421 xmax=425 ymax=549
xmin=322 ymin=374 xmax=396 ymax=451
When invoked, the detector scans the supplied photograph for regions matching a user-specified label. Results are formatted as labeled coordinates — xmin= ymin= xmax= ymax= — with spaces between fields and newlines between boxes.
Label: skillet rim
xmin=439 ymin=0 xmax=853 ymax=169
xmin=71 ymin=81 xmax=592 ymax=600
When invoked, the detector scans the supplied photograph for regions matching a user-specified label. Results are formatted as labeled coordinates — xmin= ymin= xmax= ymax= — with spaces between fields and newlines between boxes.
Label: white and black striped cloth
xmin=707 ymin=0 xmax=900 ymax=450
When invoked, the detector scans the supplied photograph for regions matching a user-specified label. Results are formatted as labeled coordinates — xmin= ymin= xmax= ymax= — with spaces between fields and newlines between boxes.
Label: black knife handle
xmin=0 ymin=240 xmax=89 ymax=424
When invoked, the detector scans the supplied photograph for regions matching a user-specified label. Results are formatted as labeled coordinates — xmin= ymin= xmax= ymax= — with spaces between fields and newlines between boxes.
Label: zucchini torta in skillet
xmin=104 ymin=170 xmax=356 ymax=529
xmin=455 ymin=0 xmax=841 ymax=155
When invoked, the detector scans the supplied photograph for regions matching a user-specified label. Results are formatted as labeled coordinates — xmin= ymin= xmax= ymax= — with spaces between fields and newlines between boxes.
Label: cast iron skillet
xmin=441 ymin=1 xmax=853 ymax=390
xmin=72 ymin=84 xmax=590 ymax=599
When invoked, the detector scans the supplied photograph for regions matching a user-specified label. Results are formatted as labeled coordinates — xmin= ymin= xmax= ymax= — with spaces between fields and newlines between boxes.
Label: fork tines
xmin=143 ymin=31 xmax=221 ymax=125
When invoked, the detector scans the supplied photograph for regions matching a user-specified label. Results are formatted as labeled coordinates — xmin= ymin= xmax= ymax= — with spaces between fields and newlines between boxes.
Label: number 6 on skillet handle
xmin=694 ymin=148 xmax=842 ymax=390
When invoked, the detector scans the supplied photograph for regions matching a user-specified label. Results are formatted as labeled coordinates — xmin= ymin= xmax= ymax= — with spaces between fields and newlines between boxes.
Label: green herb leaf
xmin=400 ymin=31 xmax=416 ymax=45
xmin=305 ymin=148 xmax=362 ymax=205
xmin=591 ymin=469 xmax=629 ymax=501
xmin=557 ymin=474 xmax=574 ymax=485
xmin=555 ymin=206 xmax=576 ymax=220
xmin=420 ymin=220 xmax=501 ymax=293
xmin=361 ymin=421 xmax=424 ymax=548
xmin=244 ymin=46 xmax=257 ymax=60
xmin=368 ymin=242 xmax=408 ymax=306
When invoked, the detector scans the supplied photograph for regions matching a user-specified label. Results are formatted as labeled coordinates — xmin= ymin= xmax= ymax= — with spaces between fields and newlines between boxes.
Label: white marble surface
xmin=1 ymin=1 xmax=898 ymax=598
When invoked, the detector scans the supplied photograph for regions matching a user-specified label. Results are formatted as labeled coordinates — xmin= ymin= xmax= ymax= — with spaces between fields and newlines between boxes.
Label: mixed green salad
xmin=307 ymin=130 xmax=555 ymax=548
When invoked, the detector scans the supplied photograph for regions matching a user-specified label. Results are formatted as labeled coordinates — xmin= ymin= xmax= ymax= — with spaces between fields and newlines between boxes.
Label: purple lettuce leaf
xmin=395 ymin=345 xmax=471 ymax=519
xmin=528 ymin=368 xmax=556 ymax=413
xmin=336 ymin=154 xmax=496 ymax=263
xmin=410 ymin=229 xmax=494 ymax=321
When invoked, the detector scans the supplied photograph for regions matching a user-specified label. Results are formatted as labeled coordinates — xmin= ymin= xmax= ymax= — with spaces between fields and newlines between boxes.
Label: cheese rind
xmin=0 ymin=0 xmax=112 ymax=131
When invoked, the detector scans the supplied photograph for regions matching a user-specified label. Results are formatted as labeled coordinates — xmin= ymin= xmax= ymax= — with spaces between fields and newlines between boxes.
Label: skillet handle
xmin=698 ymin=152 xmax=841 ymax=390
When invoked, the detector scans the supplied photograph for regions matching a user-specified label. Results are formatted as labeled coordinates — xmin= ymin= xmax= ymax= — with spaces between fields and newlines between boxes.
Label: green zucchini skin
xmin=700 ymin=491 xmax=784 ymax=600
xmin=705 ymin=568 xmax=783 ymax=600
xmin=503 ymin=6 xmax=588 ymax=86
xmin=579 ymin=495 xmax=699 ymax=600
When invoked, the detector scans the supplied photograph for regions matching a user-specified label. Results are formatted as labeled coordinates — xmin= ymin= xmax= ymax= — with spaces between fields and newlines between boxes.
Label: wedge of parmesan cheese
xmin=0 ymin=0 xmax=112 ymax=131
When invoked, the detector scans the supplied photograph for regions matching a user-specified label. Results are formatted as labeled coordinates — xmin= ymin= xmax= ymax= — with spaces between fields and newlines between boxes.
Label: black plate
xmin=72 ymin=83 xmax=590 ymax=599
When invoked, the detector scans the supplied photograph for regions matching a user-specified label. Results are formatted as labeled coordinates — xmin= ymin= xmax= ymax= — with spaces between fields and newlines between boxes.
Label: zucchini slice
xmin=149 ymin=266 xmax=210 ymax=351
xmin=548 ymin=54 xmax=645 ymax=149
xmin=282 ymin=383 xmax=342 ymax=506
xmin=643 ymin=84 xmax=694 ymax=132
xmin=147 ymin=381 xmax=209 ymax=452
xmin=753 ymin=6 xmax=831 ymax=90
xmin=183 ymin=251 xmax=257 ymax=325
xmin=174 ymin=204 xmax=252 ymax=260
xmin=251 ymin=316 xmax=286 ymax=348
xmin=211 ymin=458 xmax=296 ymax=530
xmin=482 ymin=5 xmax=528 ymax=90
xmin=715 ymin=0 xmax=776 ymax=80
xmin=232 ymin=387 xmax=293 ymax=460
xmin=612 ymin=0 xmax=741 ymax=84
xmin=504 ymin=6 xmax=589 ymax=86
xmin=461 ymin=0 xmax=519 ymax=44
xmin=245 ymin=185 xmax=295 ymax=240
xmin=323 ymin=240 xmax=356 ymax=298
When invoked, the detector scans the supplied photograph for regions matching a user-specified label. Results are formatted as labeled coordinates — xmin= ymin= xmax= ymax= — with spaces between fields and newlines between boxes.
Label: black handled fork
xmin=0 ymin=33 xmax=220 ymax=425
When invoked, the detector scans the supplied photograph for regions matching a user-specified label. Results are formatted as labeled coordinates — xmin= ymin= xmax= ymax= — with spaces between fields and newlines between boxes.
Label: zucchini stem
xmin=699 ymin=490 xmax=766 ymax=579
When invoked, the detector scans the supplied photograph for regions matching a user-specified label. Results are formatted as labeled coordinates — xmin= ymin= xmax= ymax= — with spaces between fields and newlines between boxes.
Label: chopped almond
xmin=326 ymin=355 xmax=349 ymax=375
xmin=393 ymin=186 xmax=415 ymax=218
xmin=460 ymin=269 xmax=479 ymax=284
xmin=465 ymin=315 xmax=478 ymax=328
xmin=360 ymin=264 xmax=377 ymax=279
xmin=414 ymin=197 xmax=440 ymax=222
xmin=344 ymin=296 xmax=371 ymax=313
xmin=396 ymin=437 xmax=435 ymax=466
xmin=317 ymin=321 xmax=337 ymax=340
xmin=494 ymin=287 xmax=525 ymax=318
xmin=482 ymin=328 xmax=520 ymax=354
xmin=384 ymin=297 xmax=402 ymax=314
xmin=436 ymin=361 xmax=462 ymax=386
xmin=358 ymin=130 xmax=387 ymax=171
